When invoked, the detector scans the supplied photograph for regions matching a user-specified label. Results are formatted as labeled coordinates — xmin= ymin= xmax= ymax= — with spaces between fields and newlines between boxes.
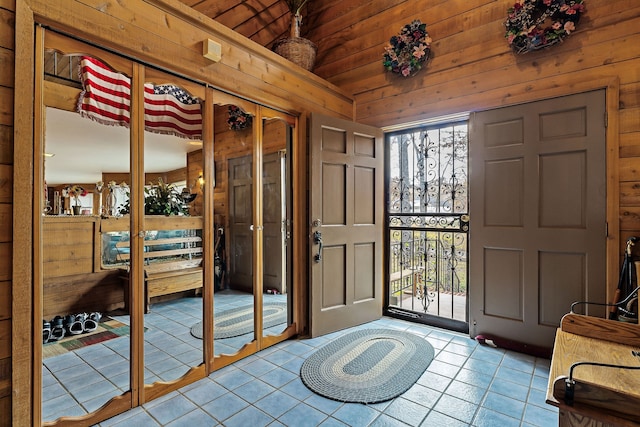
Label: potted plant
xmin=118 ymin=178 xmax=190 ymax=216
xmin=272 ymin=0 xmax=317 ymax=71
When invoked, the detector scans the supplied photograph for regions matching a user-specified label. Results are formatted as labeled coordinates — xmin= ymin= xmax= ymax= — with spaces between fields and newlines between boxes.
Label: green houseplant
xmin=118 ymin=178 xmax=190 ymax=216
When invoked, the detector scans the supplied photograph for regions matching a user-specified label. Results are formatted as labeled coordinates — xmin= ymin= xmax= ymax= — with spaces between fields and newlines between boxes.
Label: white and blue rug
xmin=190 ymin=302 xmax=287 ymax=339
xmin=300 ymin=328 xmax=434 ymax=403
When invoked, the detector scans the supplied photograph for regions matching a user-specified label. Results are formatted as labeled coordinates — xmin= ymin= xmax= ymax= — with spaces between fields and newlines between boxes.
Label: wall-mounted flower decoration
xmin=227 ymin=105 xmax=253 ymax=131
xmin=383 ymin=20 xmax=432 ymax=77
xmin=505 ymin=0 xmax=585 ymax=54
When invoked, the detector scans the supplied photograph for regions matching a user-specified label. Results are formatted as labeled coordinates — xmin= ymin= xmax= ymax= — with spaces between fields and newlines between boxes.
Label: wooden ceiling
xmin=180 ymin=0 xmax=294 ymax=51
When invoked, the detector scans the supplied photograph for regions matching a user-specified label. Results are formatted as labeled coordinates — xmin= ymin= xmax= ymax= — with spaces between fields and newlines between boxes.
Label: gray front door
xmin=469 ymin=90 xmax=606 ymax=349
xmin=309 ymin=113 xmax=384 ymax=337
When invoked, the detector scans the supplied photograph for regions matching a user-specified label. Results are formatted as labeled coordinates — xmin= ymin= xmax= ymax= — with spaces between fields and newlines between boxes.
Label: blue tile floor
xmin=43 ymin=293 xmax=559 ymax=426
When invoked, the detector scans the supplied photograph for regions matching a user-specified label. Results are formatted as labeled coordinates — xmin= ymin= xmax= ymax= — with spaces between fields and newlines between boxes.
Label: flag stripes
xmin=77 ymin=56 xmax=202 ymax=140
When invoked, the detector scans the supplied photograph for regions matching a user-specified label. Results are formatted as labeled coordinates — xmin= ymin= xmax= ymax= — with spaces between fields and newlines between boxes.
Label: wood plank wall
xmin=308 ymin=0 xmax=640 ymax=271
xmin=0 ymin=0 xmax=13 ymax=423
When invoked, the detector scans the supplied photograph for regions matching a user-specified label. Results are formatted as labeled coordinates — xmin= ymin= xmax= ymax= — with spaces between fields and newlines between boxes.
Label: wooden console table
xmin=546 ymin=313 xmax=640 ymax=426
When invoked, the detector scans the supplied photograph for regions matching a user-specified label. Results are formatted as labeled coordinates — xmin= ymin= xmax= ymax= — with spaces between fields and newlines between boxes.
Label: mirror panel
xmin=141 ymin=71 xmax=206 ymax=385
xmin=262 ymin=117 xmax=292 ymax=338
xmin=214 ymin=103 xmax=257 ymax=356
xmin=42 ymin=61 xmax=132 ymax=421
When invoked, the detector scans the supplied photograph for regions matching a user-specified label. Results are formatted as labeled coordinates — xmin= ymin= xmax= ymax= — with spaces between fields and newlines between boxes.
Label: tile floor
xmin=42 ymin=292 xmax=559 ymax=426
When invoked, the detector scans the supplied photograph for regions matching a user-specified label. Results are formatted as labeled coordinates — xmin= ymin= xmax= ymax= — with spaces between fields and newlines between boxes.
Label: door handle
xmin=313 ymin=231 xmax=323 ymax=263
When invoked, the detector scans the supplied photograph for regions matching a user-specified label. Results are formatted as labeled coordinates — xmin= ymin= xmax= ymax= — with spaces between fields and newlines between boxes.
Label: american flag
xmin=77 ymin=56 xmax=202 ymax=140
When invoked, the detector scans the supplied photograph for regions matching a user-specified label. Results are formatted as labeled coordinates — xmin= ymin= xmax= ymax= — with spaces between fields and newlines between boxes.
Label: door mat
xmin=43 ymin=317 xmax=130 ymax=359
xmin=190 ymin=302 xmax=287 ymax=339
xmin=300 ymin=328 xmax=434 ymax=404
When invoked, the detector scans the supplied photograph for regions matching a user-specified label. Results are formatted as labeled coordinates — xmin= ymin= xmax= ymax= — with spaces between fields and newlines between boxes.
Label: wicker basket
xmin=273 ymin=37 xmax=317 ymax=71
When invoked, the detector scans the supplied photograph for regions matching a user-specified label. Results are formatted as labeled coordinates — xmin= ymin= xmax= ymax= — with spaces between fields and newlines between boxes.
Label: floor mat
xmin=42 ymin=317 xmax=129 ymax=359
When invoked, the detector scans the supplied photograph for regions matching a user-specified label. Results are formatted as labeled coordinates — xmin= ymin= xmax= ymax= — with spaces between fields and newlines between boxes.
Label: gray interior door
xmin=228 ymin=152 xmax=284 ymax=293
xmin=263 ymin=151 xmax=286 ymax=294
xmin=228 ymin=155 xmax=253 ymax=292
xmin=469 ymin=90 xmax=606 ymax=349
xmin=309 ymin=113 xmax=384 ymax=337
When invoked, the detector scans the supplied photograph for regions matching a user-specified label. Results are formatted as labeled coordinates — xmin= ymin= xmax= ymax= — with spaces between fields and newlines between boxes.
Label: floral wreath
xmin=505 ymin=0 xmax=585 ymax=54
xmin=383 ymin=20 xmax=432 ymax=77
xmin=227 ymin=105 xmax=252 ymax=131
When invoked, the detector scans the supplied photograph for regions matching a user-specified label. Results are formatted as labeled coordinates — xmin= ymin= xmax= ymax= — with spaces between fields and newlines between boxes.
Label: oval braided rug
xmin=190 ymin=302 xmax=287 ymax=339
xmin=300 ymin=328 xmax=434 ymax=404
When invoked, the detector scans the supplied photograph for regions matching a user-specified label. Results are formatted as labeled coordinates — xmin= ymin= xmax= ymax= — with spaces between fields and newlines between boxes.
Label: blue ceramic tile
xmin=416 ymin=371 xmax=452 ymax=392
xmin=401 ymin=383 xmax=441 ymax=408
xmin=443 ymin=342 xmax=475 ymax=356
xmin=472 ymin=406 xmax=520 ymax=427
xmin=500 ymin=353 xmax=535 ymax=374
xmin=279 ymin=402 xmax=328 ymax=427
xmin=494 ymin=366 xmax=532 ymax=387
xmin=420 ymin=410 xmax=469 ymax=427
xmin=470 ymin=347 xmax=505 ymax=365
xmin=463 ymin=357 xmax=499 ymax=377
xmin=214 ymin=368 xmax=254 ymax=390
xmin=369 ymin=414 xmax=412 ymax=427
xmin=303 ymin=393 xmax=343 ymax=415
xmin=109 ymin=410 xmax=162 ymax=426
xmin=318 ymin=417 xmax=349 ymax=427
xmin=282 ymin=340 xmax=315 ymax=356
xmin=426 ymin=359 xmax=461 ymax=378
xmin=240 ymin=358 xmax=277 ymax=376
xmin=72 ymin=379 xmax=119 ymax=403
xmin=435 ymin=350 xmax=469 ymax=367
xmin=432 ymin=394 xmax=477 ymax=424
xmin=526 ymin=386 xmax=548 ymax=408
xmin=183 ymin=379 xmax=227 ymax=406
xmin=234 ymin=379 xmax=276 ymax=403
xmin=281 ymin=355 xmax=305 ymax=374
xmin=530 ymin=373 xmax=548 ymax=391
xmin=146 ymin=394 xmax=198 ymax=425
xmin=223 ymin=405 xmax=274 ymax=427
xmin=280 ymin=377 xmax=314 ymax=401
xmin=382 ymin=397 xmax=429 ymax=426
xmin=489 ymin=378 xmax=530 ymax=402
xmin=263 ymin=349 xmax=297 ymax=366
xmin=201 ymin=392 xmax=249 ymax=422
xmin=521 ymin=402 xmax=558 ymax=426
xmin=255 ymin=390 xmax=299 ymax=418
xmin=445 ymin=380 xmax=486 ymax=405
xmin=482 ymin=391 xmax=525 ymax=419
xmin=332 ymin=403 xmax=380 ymax=426
xmin=259 ymin=366 xmax=297 ymax=388
xmin=454 ymin=367 xmax=493 ymax=389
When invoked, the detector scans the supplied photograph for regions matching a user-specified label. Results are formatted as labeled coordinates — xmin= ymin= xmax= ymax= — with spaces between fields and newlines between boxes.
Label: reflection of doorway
xmin=227 ymin=152 xmax=286 ymax=293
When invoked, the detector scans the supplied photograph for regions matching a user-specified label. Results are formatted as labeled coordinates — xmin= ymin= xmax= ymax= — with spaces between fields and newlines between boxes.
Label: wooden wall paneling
xmin=0 ymin=47 xmax=13 ymax=87
xmin=27 ymin=0 xmax=354 ymax=120
xmin=0 ymin=202 xmax=10 ymax=242
xmin=0 ymin=8 xmax=14 ymax=51
xmin=0 ymin=125 xmax=11 ymax=165
xmin=0 ymin=87 xmax=12 ymax=125
xmin=0 ymin=281 xmax=8 ymax=320
xmin=0 ymin=164 xmax=9 ymax=203
xmin=619 ymin=133 xmax=640 ymax=158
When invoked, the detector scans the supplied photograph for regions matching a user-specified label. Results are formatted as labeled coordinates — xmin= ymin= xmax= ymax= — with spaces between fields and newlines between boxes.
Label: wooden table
xmin=546 ymin=313 xmax=640 ymax=426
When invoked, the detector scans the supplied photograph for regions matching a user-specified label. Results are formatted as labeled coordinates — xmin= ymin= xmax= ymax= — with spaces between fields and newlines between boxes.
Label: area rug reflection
xmin=42 ymin=317 xmax=129 ymax=359
xmin=190 ymin=302 xmax=287 ymax=339
xmin=300 ymin=328 xmax=434 ymax=403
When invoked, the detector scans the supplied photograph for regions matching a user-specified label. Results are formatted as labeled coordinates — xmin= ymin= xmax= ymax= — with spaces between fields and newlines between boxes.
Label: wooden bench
xmin=546 ymin=313 xmax=640 ymax=426
xmin=118 ymin=233 xmax=203 ymax=313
